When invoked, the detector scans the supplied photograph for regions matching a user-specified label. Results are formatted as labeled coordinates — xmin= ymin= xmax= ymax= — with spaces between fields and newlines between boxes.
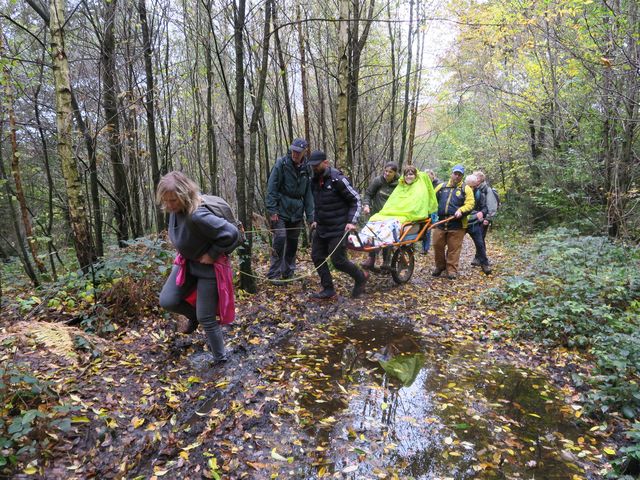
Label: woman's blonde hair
xmin=156 ymin=171 xmax=201 ymax=215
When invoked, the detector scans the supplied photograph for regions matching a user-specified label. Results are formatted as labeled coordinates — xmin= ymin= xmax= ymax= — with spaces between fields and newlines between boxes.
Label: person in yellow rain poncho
xmin=349 ymin=165 xmax=438 ymax=257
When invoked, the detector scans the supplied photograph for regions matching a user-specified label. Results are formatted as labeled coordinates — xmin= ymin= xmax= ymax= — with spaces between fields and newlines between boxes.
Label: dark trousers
xmin=467 ymin=222 xmax=489 ymax=266
xmin=267 ymin=218 xmax=303 ymax=279
xmin=311 ymin=232 xmax=364 ymax=290
xmin=159 ymin=262 xmax=225 ymax=360
xmin=368 ymin=248 xmax=391 ymax=265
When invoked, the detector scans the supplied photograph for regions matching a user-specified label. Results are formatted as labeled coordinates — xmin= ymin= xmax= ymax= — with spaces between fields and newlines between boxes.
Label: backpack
xmin=491 ymin=187 xmax=501 ymax=209
xmin=200 ymin=194 xmax=246 ymax=248
xmin=485 ymin=186 xmax=500 ymax=218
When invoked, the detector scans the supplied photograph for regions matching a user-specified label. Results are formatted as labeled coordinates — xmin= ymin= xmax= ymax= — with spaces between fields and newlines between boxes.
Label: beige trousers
xmin=432 ymin=228 xmax=466 ymax=275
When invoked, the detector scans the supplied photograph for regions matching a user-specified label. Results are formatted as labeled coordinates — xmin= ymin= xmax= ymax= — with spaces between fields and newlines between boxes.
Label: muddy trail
xmin=4 ymin=239 xmax=614 ymax=479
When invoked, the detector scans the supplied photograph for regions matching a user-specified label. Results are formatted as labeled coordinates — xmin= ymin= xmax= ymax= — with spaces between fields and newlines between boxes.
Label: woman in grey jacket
xmin=157 ymin=171 xmax=240 ymax=366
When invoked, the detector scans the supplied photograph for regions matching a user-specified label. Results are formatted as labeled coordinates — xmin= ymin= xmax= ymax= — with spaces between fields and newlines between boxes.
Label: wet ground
xmin=239 ymin=310 xmax=602 ymax=479
xmin=3 ymin=244 xmax=611 ymax=479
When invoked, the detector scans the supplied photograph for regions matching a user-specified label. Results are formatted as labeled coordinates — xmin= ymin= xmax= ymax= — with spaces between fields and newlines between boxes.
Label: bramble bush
xmin=485 ymin=229 xmax=640 ymax=475
xmin=9 ymin=237 xmax=174 ymax=333
xmin=0 ymin=362 xmax=81 ymax=476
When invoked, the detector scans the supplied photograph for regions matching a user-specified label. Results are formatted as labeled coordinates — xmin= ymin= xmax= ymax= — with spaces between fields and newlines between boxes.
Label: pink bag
xmin=174 ymin=254 xmax=235 ymax=324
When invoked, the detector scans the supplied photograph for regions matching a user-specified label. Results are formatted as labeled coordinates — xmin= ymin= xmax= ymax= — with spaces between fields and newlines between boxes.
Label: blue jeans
xmin=422 ymin=213 xmax=438 ymax=252
xmin=159 ymin=262 xmax=226 ymax=360
xmin=466 ymin=222 xmax=489 ymax=266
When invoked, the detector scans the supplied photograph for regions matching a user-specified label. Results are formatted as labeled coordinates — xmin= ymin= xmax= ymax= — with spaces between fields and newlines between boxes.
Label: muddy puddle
xmin=272 ymin=314 xmax=600 ymax=479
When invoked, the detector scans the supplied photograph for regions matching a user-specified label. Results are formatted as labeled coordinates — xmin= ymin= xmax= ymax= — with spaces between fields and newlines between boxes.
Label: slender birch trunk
xmin=49 ymin=0 xmax=95 ymax=271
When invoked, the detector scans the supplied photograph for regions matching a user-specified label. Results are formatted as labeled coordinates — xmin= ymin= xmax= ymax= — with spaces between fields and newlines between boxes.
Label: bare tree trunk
xmin=26 ymin=0 xmax=104 ymax=257
xmin=68 ymin=93 xmax=103 ymax=256
xmin=247 ymin=0 xmax=272 ymax=279
xmin=297 ymin=5 xmax=310 ymax=144
xmin=123 ymin=38 xmax=143 ymax=238
xmin=406 ymin=18 xmax=425 ymax=164
xmin=49 ymin=0 xmax=96 ymax=271
xmin=347 ymin=0 xmax=375 ymax=182
xmin=387 ymin=3 xmax=399 ymax=164
xmin=0 ymin=125 xmax=39 ymax=286
xmin=204 ymin=28 xmax=219 ymax=195
xmin=602 ymin=0 xmax=639 ymax=238
xmin=398 ymin=0 xmax=415 ymax=170
xmin=1 ymin=34 xmax=46 ymax=275
xmin=34 ymin=61 xmax=59 ymax=280
xmin=233 ymin=0 xmax=255 ymax=292
xmin=272 ymin=5 xmax=294 ymax=143
xmin=101 ymin=0 xmax=131 ymax=246
xmin=138 ymin=0 xmax=163 ymax=231
xmin=311 ymin=53 xmax=328 ymax=150
xmin=336 ymin=0 xmax=350 ymax=172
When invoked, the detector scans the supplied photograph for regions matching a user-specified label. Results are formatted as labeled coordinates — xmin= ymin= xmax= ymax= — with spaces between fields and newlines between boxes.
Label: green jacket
xmin=363 ymin=174 xmax=399 ymax=215
xmin=266 ymin=154 xmax=314 ymax=222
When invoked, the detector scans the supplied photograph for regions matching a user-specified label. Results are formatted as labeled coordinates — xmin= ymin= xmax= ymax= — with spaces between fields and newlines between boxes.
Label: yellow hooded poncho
xmin=370 ymin=171 xmax=438 ymax=223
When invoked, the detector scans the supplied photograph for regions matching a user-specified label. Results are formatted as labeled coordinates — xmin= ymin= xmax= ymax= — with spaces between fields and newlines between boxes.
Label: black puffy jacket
xmin=312 ymin=167 xmax=361 ymax=238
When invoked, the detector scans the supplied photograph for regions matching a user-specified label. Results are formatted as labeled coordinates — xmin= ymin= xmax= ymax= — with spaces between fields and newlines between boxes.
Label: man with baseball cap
xmin=431 ymin=164 xmax=475 ymax=279
xmin=307 ymin=150 xmax=368 ymax=299
xmin=266 ymin=138 xmax=313 ymax=282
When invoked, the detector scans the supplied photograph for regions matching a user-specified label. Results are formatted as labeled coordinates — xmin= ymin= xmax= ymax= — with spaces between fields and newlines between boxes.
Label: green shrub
xmin=486 ymin=228 xmax=640 ymax=447
xmin=9 ymin=237 xmax=174 ymax=334
xmin=0 ymin=363 xmax=80 ymax=475
xmin=612 ymin=422 xmax=640 ymax=477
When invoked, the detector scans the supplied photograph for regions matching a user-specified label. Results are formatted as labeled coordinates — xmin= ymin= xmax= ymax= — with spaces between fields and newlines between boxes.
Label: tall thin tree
xmin=49 ymin=0 xmax=96 ymax=271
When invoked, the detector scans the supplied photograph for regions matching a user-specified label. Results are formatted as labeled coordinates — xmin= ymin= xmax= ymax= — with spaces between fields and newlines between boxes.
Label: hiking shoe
xmin=210 ymin=355 xmax=228 ymax=367
xmin=310 ymin=288 xmax=337 ymax=300
xmin=481 ymin=264 xmax=492 ymax=275
xmin=177 ymin=317 xmax=198 ymax=334
xmin=470 ymin=258 xmax=480 ymax=267
xmin=352 ymin=271 xmax=369 ymax=298
xmin=431 ymin=268 xmax=445 ymax=277
xmin=447 ymin=273 xmax=458 ymax=280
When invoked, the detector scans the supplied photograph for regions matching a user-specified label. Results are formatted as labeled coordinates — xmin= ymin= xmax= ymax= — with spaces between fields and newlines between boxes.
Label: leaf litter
xmin=0 ymin=238 xmax=620 ymax=478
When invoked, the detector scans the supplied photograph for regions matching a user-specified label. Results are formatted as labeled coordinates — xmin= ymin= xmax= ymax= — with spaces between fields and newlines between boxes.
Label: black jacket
xmin=312 ymin=167 xmax=361 ymax=238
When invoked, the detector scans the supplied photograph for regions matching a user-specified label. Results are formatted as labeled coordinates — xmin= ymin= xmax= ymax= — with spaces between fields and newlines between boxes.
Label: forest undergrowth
xmin=1 ymin=230 xmax=638 ymax=479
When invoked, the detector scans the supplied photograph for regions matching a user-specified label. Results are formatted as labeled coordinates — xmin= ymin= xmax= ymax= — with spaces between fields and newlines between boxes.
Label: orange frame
xmin=349 ymin=218 xmax=432 ymax=252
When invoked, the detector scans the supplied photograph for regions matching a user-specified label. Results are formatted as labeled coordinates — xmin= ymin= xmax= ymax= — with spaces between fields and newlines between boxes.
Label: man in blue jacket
xmin=266 ymin=138 xmax=314 ymax=282
xmin=308 ymin=150 xmax=368 ymax=299
xmin=432 ymin=165 xmax=475 ymax=279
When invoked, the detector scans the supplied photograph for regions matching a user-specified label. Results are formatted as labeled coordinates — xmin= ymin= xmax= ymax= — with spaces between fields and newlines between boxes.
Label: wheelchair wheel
xmin=391 ymin=246 xmax=415 ymax=284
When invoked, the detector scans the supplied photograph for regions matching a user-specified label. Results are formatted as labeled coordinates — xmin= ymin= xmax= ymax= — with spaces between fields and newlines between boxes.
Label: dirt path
xmin=3 ymin=238 xmax=616 ymax=479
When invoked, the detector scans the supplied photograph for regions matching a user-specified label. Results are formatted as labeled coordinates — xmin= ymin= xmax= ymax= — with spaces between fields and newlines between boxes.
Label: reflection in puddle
xmin=277 ymin=316 xmax=599 ymax=479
